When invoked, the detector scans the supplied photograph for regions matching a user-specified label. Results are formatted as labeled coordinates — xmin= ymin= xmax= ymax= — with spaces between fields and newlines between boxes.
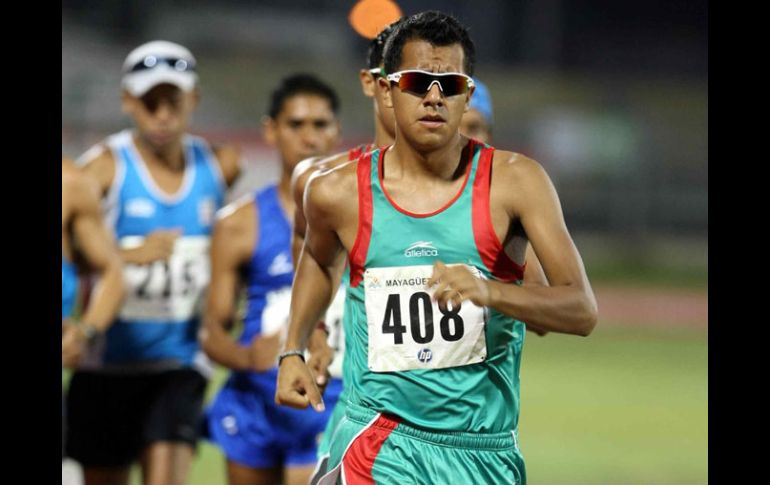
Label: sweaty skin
xmin=62 ymin=158 xmax=125 ymax=367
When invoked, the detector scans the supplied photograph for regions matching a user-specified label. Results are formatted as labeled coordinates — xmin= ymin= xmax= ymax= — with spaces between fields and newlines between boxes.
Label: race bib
xmin=119 ymin=235 xmax=211 ymax=322
xmin=364 ymin=264 xmax=488 ymax=372
xmin=324 ymin=284 xmax=346 ymax=378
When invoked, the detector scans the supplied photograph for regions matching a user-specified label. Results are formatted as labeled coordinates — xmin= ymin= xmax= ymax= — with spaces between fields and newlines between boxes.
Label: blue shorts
xmin=206 ymin=369 xmax=342 ymax=469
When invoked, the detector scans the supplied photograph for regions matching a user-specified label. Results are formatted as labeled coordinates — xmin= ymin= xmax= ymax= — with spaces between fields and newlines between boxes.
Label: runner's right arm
xmin=276 ymin=166 xmax=352 ymax=411
xmin=290 ymin=155 xmax=351 ymax=385
xmin=62 ymin=166 xmax=125 ymax=367
xmin=199 ymin=198 xmax=258 ymax=371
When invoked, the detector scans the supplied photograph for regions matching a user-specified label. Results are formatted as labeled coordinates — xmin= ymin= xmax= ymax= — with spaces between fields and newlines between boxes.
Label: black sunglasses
xmin=127 ymin=56 xmax=196 ymax=74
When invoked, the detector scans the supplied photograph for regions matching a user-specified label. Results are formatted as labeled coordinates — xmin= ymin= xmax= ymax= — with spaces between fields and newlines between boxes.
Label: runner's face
xmin=123 ymin=84 xmax=198 ymax=150
xmin=380 ymin=40 xmax=472 ymax=151
xmin=265 ymin=94 xmax=340 ymax=172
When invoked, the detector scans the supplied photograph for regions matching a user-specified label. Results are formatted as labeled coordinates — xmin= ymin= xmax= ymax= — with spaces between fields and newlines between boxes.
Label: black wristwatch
xmin=278 ymin=350 xmax=306 ymax=366
xmin=81 ymin=323 xmax=100 ymax=342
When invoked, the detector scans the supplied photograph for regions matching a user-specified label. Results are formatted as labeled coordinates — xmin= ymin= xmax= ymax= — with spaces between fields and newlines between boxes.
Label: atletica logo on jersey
xmin=404 ymin=241 xmax=438 ymax=258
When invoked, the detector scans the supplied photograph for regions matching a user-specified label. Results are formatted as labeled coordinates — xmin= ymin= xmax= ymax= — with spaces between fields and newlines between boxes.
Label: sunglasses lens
xmin=443 ymin=75 xmax=469 ymax=96
xmin=130 ymin=57 xmax=194 ymax=73
xmin=396 ymin=72 xmax=468 ymax=96
xmin=397 ymin=72 xmax=432 ymax=94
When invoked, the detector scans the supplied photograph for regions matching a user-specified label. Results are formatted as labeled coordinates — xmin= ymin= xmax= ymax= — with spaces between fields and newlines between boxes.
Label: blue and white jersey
xmin=241 ymin=184 xmax=294 ymax=347
xmin=222 ymin=185 xmax=295 ymax=388
xmin=205 ymin=184 xmax=344 ymax=463
xmin=62 ymin=256 xmax=78 ymax=320
xmin=90 ymin=129 xmax=225 ymax=374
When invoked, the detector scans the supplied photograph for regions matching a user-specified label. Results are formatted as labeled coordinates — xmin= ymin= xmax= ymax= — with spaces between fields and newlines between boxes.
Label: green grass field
xmin=114 ymin=323 xmax=707 ymax=484
xmin=519 ymin=324 xmax=707 ymax=484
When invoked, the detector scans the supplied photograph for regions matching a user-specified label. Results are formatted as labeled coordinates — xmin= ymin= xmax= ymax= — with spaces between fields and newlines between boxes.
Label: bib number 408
xmin=382 ymin=291 xmax=464 ymax=345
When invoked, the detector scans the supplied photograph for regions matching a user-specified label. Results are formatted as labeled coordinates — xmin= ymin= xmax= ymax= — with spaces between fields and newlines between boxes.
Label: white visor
xmin=121 ymin=40 xmax=198 ymax=97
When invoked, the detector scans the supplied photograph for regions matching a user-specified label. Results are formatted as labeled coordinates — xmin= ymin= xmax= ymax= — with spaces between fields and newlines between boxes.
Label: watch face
xmin=83 ymin=324 xmax=98 ymax=340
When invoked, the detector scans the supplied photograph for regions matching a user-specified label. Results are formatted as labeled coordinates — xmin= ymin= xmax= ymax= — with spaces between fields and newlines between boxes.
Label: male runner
xmin=276 ymin=11 xmax=597 ymax=484
xmin=69 ymin=40 xmax=241 ymax=485
xmin=201 ymin=74 xmax=341 ymax=485
xmin=299 ymin=25 xmax=550 ymax=483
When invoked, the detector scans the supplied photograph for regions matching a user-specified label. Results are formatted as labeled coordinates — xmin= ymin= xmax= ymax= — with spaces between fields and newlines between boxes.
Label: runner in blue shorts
xmin=201 ymin=74 xmax=343 ymax=485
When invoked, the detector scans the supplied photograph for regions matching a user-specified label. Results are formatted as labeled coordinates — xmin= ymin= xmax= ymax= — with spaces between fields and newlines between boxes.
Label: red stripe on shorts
xmin=342 ymin=414 xmax=400 ymax=484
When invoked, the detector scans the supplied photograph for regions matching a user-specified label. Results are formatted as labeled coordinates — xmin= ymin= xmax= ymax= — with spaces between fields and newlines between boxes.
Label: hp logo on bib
xmin=417 ymin=348 xmax=433 ymax=363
